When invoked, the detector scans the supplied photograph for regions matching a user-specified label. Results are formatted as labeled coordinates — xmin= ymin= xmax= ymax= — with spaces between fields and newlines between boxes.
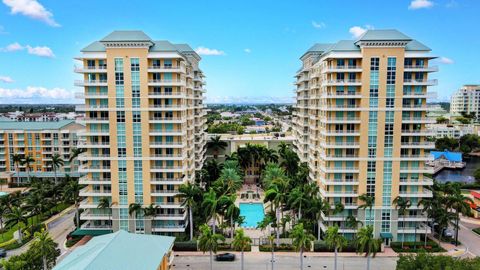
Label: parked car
xmin=215 ymin=253 xmax=235 ymax=261
xmin=0 ymin=248 xmax=7 ymax=258
xmin=443 ymin=228 xmax=454 ymax=238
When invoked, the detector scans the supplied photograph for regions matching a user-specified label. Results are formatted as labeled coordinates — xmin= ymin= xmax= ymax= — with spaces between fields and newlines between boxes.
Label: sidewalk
xmin=175 ymin=248 xmax=399 ymax=258
xmin=460 ymin=217 xmax=480 ymax=226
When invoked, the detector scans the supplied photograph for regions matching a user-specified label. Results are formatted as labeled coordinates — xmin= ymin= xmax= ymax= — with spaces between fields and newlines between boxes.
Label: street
xmin=458 ymin=219 xmax=480 ymax=257
xmin=172 ymin=253 xmax=398 ymax=270
xmin=6 ymin=209 xmax=76 ymax=259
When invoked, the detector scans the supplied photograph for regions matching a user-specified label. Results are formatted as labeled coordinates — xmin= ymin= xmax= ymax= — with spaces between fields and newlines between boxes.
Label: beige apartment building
xmin=292 ymin=30 xmax=436 ymax=243
xmin=450 ymin=84 xmax=480 ymax=120
xmin=75 ymin=31 xmax=207 ymax=235
xmin=0 ymin=120 xmax=84 ymax=184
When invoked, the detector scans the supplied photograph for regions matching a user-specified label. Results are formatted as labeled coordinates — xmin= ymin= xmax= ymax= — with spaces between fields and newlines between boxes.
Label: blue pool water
xmin=0 ymin=192 xmax=8 ymax=197
xmin=239 ymin=203 xmax=264 ymax=228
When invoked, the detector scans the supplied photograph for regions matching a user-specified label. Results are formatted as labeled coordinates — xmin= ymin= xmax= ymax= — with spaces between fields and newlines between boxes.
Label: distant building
xmin=0 ymin=120 xmax=85 ymax=184
xmin=251 ymin=117 xmax=265 ymax=126
xmin=450 ymin=85 xmax=480 ymax=119
xmin=427 ymin=124 xmax=475 ymax=139
xmin=53 ymin=230 xmax=174 ymax=270
xmin=426 ymin=104 xmax=449 ymax=120
xmin=220 ymin=111 xmax=240 ymax=118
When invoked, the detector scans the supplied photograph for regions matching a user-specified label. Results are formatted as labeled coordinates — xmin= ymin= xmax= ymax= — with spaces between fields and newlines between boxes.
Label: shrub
xmin=173 ymin=241 xmax=198 ymax=251
xmin=259 ymin=243 xmax=294 ymax=252
xmin=390 ymin=241 xmax=445 ymax=253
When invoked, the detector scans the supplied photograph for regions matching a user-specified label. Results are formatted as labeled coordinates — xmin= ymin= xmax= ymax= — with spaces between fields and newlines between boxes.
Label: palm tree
xmin=202 ymin=188 xmax=220 ymax=234
xmin=448 ymin=191 xmax=473 ymax=246
xmin=198 ymin=224 xmax=225 ymax=270
xmin=21 ymin=155 xmax=35 ymax=183
xmin=32 ymin=229 xmax=57 ymax=270
xmin=179 ymin=182 xmax=200 ymax=240
xmin=207 ymin=135 xmax=228 ymax=159
xmin=232 ymin=228 xmax=252 ymax=270
xmin=268 ymin=234 xmax=276 ymax=270
xmin=290 ymin=223 xmax=315 ymax=270
xmin=325 ymin=226 xmax=348 ymax=270
xmin=288 ymin=187 xmax=308 ymax=220
xmin=97 ymin=197 xmax=112 ymax=229
xmin=358 ymin=194 xmax=375 ymax=225
xmin=63 ymin=180 xmax=82 ymax=228
xmin=48 ymin=153 xmax=64 ymax=185
xmin=11 ymin=153 xmax=23 ymax=185
xmin=143 ymin=203 xmax=159 ymax=234
xmin=314 ymin=198 xmax=330 ymax=240
xmin=69 ymin=147 xmax=86 ymax=171
xmin=355 ymin=226 xmax=381 ymax=270
xmin=217 ymin=168 xmax=242 ymax=195
xmin=345 ymin=215 xmax=363 ymax=230
xmin=0 ymin=204 xmax=8 ymax=240
xmin=393 ymin=196 xmax=411 ymax=248
xmin=128 ymin=202 xmax=143 ymax=233
xmin=6 ymin=207 xmax=27 ymax=242
xmin=223 ymin=195 xmax=239 ymax=240
xmin=25 ymin=192 xmax=45 ymax=226
xmin=418 ymin=198 xmax=435 ymax=247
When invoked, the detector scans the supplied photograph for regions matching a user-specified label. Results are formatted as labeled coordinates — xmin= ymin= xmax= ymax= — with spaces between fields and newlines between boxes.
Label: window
xmin=130 ymin=58 xmax=140 ymax=71
xmin=133 ymin=112 xmax=141 ymax=122
xmin=116 ymin=111 xmax=125 ymax=122
xmin=370 ymin=57 xmax=379 ymax=71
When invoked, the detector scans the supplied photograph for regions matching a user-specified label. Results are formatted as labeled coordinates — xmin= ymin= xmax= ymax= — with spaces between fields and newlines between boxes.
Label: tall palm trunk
xmin=317 ymin=219 xmax=321 ymax=240
xmin=367 ymin=255 xmax=371 ymax=270
xmin=455 ymin=212 xmax=460 ymax=246
xmin=300 ymin=248 xmax=304 ymax=270
xmin=271 ymin=244 xmax=275 ymax=270
xmin=17 ymin=227 xmax=22 ymax=242
xmin=212 ymin=215 xmax=216 ymax=234
xmin=401 ymin=215 xmax=405 ymax=249
xmin=75 ymin=204 xmax=80 ymax=228
xmin=298 ymin=205 xmax=302 ymax=220
xmin=54 ymin=168 xmax=57 ymax=185
xmin=15 ymin=164 xmax=19 ymax=186
xmin=334 ymin=247 xmax=338 ymax=270
xmin=43 ymin=256 xmax=47 ymax=270
xmin=275 ymin=206 xmax=280 ymax=246
xmin=26 ymin=166 xmax=31 ymax=183
xmin=241 ymin=250 xmax=245 ymax=270
xmin=209 ymin=250 xmax=213 ymax=270
xmin=189 ymin=206 xmax=194 ymax=241
xmin=424 ymin=220 xmax=428 ymax=247
xmin=230 ymin=215 xmax=234 ymax=240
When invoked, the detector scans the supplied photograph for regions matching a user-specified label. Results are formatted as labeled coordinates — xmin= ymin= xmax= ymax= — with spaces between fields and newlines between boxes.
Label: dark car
xmin=215 ymin=253 xmax=235 ymax=261
xmin=0 ymin=248 xmax=6 ymax=258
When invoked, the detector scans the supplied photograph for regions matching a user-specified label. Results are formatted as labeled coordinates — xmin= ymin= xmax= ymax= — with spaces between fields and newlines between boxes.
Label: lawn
xmin=0 ymin=203 xmax=70 ymax=246
xmin=473 ymin=227 xmax=480 ymax=236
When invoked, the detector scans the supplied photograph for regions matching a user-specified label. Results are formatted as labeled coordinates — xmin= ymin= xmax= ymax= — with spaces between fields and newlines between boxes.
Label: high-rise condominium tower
xmin=76 ymin=31 xmax=207 ymax=235
xmin=292 ymin=30 xmax=436 ymax=244
xmin=450 ymin=85 xmax=480 ymax=120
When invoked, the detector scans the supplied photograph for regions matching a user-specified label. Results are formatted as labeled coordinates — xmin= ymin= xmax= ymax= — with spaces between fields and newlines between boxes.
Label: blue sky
xmin=0 ymin=0 xmax=478 ymax=104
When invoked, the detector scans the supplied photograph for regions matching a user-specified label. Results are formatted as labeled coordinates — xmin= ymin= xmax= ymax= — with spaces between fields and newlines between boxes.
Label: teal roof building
xmin=54 ymin=230 xmax=175 ymax=270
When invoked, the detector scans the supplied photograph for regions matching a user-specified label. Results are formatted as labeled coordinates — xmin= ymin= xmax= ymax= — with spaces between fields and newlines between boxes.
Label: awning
xmin=380 ymin=232 xmax=393 ymax=239
xmin=71 ymin=229 xmax=112 ymax=236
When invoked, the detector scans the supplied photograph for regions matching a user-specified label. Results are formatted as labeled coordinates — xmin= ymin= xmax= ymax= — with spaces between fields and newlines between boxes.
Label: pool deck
xmin=235 ymin=185 xmax=272 ymax=238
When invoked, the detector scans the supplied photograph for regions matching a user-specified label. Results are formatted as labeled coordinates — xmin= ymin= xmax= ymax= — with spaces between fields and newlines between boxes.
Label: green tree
xmin=288 ymin=187 xmax=308 ymax=220
xmin=128 ymin=203 xmax=143 ymax=233
xmin=5 ymin=207 xmax=27 ymax=242
xmin=198 ymin=224 xmax=225 ymax=270
xmin=11 ymin=153 xmax=23 ymax=185
xmin=202 ymin=188 xmax=220 ymax=233
xmin=32 ymin=230 xmax=58 ymax=270
xmin=207 ymin=135 xmax=228 ymax=159
xmin=397 ymin=251 xmax=480 ymax=270
xmin=232 ymin=228 xmax=252 ymax=270
xmin=435 ymin=137 xmax=459 ymax=151
xmin=436 ymin=116 xmax=449 ymax=124
xmin=63 ymin=180 xmax=82 ymax=228
xmin=179 ymin=182 xmax=201 ymax=241
xmin=97 ymin=197 xmax=112 ymax=230
xmin=447 ymin=191 xmax=473 ymax=246
xmin=325 ymin=226 xmax=347 ymax=270
xmin=21 ymin=155 xmax=35 ymax=183
xmin=393 ymin=196 xmax=411 ymax=248
xmin=68 ymin=148 xmax=86 ymax=171
xmin=359 ymin=194 xmax=375 ymax=225
xmin=290 ymin=223 xmax=315 ymax=270
xmin=47 ymin=154 xmax=64 ymax=185
xmin=355 ymin=226 xmax=381 ymax=270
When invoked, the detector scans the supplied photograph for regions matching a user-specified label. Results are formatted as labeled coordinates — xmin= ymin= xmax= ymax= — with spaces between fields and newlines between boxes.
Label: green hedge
xmin=314 ymin=241 xmax=358 ymax=252
xmin=218 ymin=243 xmax=252 ymax=252
xmin=472 ymin=227 xmax=480 ymax=236
xmin=259 ymin=243 xmax=294 ymax=252
xmin=391 ymin=241 xmax=445 ymax=253
xmin=173 ymin=241 xmax=198 ymax=251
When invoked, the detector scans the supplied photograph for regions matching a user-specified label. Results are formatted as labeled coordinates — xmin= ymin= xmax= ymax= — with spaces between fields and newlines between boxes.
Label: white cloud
xmin=349 ymin=25 xmax=374 ymax=38
xmin=244 ymin=48 xmax=251 ymax=53
xmin=0 ymin=42 xmax=54 ymax=58
xmin=409 ymin=0 xmax=434 ymax=10
xmin=195 ymin=46 xmax=225 ymax=56
xmin=0 ymin=76 xmax=14 ymax=83
xmin=0 ymin=86 xmax=73 ymax=101
xmin=26 ymin=45 xmax=54 ymax=57
xmin=2 ymin=0 xmax=60 ymax=27
xmin=436 ymin=56 xmax=454 ymax=64
xmin=312 ymin=21 xmax=326 ymax=29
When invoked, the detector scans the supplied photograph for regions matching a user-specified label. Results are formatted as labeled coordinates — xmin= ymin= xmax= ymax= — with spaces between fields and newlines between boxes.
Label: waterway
xmin=434 ymin=156 xmax=480 ymax=183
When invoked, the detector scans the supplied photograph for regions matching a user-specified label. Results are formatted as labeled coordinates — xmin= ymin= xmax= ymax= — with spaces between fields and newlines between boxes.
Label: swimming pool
xmin=0 ymin=192 xmax=8 ymax=197
xmin=239 ymin=203 xmax=264 ymax=228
